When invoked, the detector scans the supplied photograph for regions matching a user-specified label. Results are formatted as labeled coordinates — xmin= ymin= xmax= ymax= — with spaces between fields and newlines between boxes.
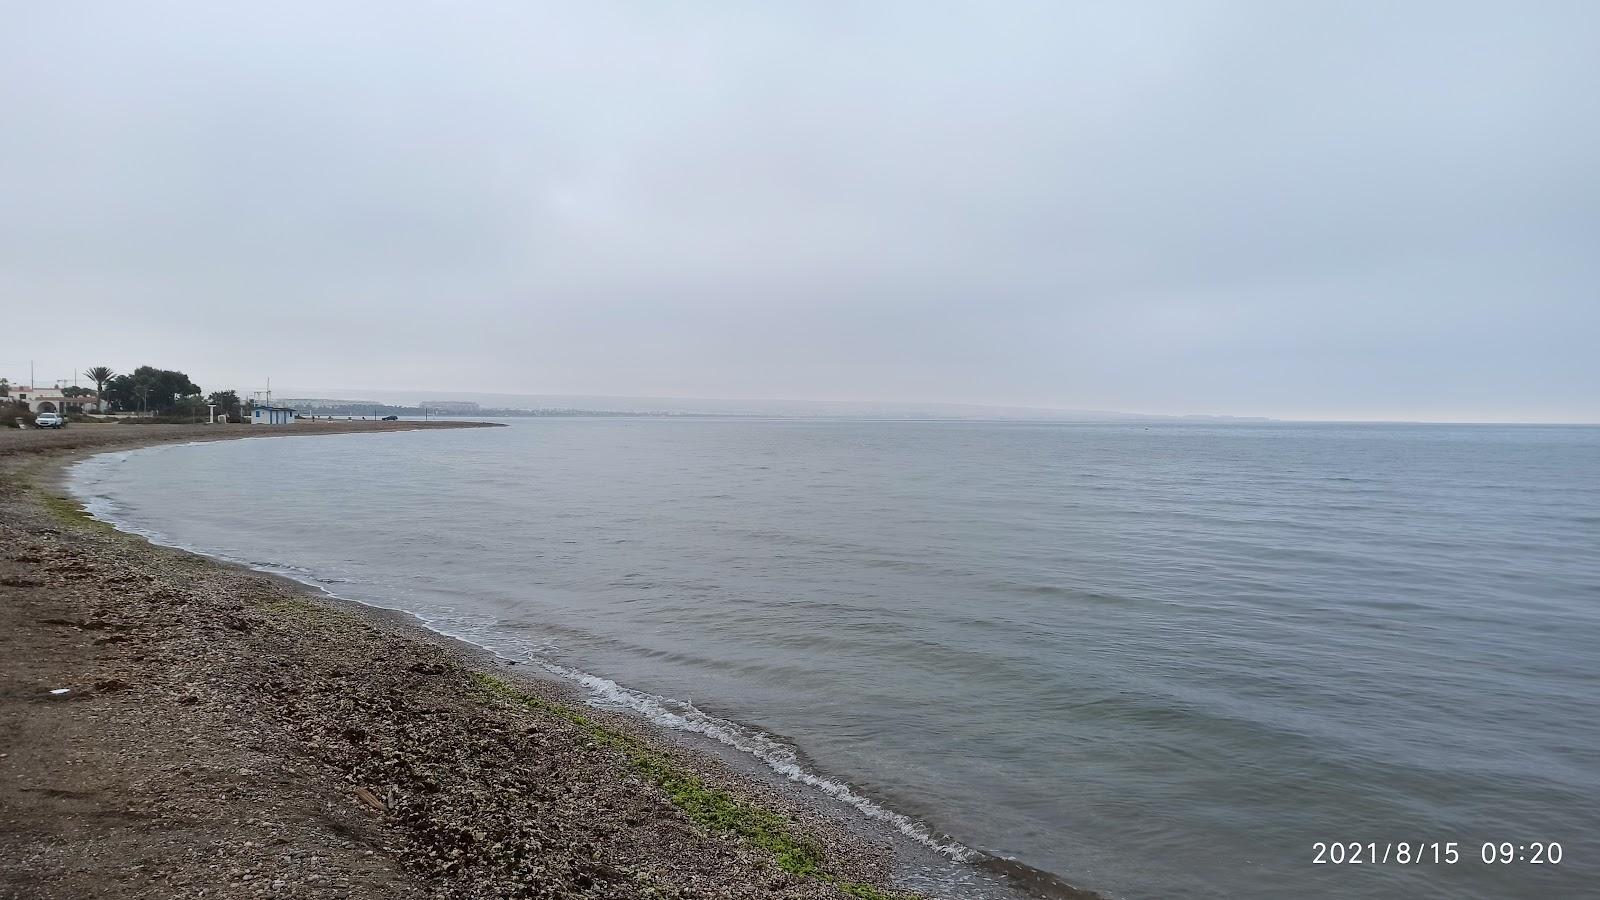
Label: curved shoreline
xmin=5 ymin=422 xmax=1105 ymax=900
xmin=66 ymin=445 xmax=988 ymax=872
xmin=0 ymin=421 xmax=922 ymax=900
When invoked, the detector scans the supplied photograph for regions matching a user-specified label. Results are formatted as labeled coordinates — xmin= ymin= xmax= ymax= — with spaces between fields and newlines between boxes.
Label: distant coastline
xmin=281 ymin=399 xmax=750 ymax=419
xmin=278 ymin=394 xmax=1276 ymax=423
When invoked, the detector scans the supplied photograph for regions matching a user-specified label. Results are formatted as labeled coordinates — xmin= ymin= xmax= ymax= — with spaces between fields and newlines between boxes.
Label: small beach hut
xmin=251 ymin=405 xmax=297 ymax=425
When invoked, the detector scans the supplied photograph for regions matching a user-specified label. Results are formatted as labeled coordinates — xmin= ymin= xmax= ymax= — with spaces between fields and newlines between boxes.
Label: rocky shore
xmin=0 ymin=422 xmax=910 ymax=900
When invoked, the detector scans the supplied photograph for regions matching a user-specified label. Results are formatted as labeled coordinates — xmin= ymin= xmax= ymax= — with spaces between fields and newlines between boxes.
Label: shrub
xmin=0 ymin=403 xmax=36 ymax=429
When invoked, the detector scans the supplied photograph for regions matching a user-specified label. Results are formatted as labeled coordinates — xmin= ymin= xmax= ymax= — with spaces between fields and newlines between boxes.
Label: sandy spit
xmin=0 ymin=421 xmax=909 ymax=900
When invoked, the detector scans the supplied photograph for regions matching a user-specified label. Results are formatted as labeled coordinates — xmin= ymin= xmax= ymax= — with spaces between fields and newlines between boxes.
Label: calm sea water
xmin=71 ymin=420 xmax=1599 ymax=899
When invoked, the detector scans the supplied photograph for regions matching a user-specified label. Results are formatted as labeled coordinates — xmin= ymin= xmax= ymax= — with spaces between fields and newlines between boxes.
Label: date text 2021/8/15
xmin=1312 ymin=841 xmax=1562 ymax=865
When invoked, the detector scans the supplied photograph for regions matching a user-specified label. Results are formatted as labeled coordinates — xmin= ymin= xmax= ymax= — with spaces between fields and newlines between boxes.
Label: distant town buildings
xmin=420 ymin=401 xmax=480 ymax=413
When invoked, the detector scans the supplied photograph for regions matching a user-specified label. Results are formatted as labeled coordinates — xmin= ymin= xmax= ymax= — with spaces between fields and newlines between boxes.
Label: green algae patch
xmin=471 ymin=672 xmax=910 ymax=897
xmin=836 ymin=884 xmax=902 ymax=900
xmin=38 ymin=492 xmax=116 ymax=533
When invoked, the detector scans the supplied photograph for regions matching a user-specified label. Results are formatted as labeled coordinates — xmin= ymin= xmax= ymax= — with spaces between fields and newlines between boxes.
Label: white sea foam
xmin=532 ymin=658 xmax=980 ymax=862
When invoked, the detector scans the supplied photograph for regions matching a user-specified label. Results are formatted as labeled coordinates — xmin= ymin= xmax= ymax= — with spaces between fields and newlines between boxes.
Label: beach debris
xmin=353 ymin=785 xmax=386 ymax=812
xmin=0 ymin=424 xmax=906 ymax=900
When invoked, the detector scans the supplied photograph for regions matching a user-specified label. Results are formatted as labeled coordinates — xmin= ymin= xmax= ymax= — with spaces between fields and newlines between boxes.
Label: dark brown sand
xmin=0 ymin=422 xmax=909 ymax=900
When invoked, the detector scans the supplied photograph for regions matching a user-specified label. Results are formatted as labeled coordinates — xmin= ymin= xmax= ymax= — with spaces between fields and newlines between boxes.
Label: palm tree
xmin=84 ymin=366 xmax=115 ymax=412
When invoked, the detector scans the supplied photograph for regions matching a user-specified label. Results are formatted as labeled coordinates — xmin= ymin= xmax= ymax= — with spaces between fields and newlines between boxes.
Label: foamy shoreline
xmin=3 ymin=421 xmax=960 ymax=900
xmin=70 ymin=445 xmax=985 ymax=866
xmin=46 ymin=423 xmax=1103 ymax=899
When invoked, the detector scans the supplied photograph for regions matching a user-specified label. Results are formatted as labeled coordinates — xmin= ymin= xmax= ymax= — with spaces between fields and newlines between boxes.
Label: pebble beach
xmin=0 ymin=422 xmax=914 ymax=900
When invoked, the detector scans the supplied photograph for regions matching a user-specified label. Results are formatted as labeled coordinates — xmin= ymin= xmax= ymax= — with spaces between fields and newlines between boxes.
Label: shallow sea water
xmin=71 ymin=420 xmax=1600 ymax=899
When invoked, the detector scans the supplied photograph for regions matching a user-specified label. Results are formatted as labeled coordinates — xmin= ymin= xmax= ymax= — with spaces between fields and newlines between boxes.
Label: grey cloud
xmin=3 ymin=1 xmax=1596 ymax=420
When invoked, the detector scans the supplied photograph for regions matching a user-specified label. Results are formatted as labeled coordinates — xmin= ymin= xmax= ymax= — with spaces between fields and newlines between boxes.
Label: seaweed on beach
xmin=472 ymin=672 xmax=906 ymax=900
xmin=38 ymin=492 xmax=116 ymax=533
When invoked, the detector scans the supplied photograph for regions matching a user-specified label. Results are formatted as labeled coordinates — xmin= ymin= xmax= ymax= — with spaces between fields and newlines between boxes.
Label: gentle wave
xmin=531 ymin=658 xmax=979 ymax=862
xmin=67 ymin=453 xmax=981 ymax=868
xmin=66 ymin=421 xmax=1600 ymax=900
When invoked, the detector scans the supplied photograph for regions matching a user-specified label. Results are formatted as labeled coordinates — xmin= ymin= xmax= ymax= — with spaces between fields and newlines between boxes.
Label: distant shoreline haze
xmin=276 ymin=390 xmax=1600 ymax=424
xmin=280 ymin=391 xmax=1279 ymax=422
xmin=8 ymin=5 xmax=1596 ymax=427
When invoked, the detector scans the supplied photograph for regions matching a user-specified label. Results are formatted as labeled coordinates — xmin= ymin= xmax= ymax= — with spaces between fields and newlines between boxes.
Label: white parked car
xmin=34 ymin=411 xmax=65 ymax=428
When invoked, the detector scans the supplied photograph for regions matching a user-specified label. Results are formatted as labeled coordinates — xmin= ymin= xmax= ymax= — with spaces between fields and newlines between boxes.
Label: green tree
xmin=175 ymin=395 xmax=209 ymax=420
xmin=0 ymin=377 xmax=10 ymax=398
xmin=105 ymin=375 xmax=133 ymax=410
xmin=83 ymin=366 xmax=115 ymax=410
xmin=207 ymin=390 xmax=242 ymax=420
xmin=103 ymin=366 xmax=202 ymax=414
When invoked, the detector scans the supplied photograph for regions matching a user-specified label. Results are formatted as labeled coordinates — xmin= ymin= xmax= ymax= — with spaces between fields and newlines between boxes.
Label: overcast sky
xmin=3 ymin=2 xmax=1596 ymax=421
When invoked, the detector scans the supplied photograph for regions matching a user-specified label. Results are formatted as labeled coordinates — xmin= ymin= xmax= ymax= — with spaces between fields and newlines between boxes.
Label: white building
xmin=251 ymin=405 xmax=297 ymax=425
xmin=6 ymin=385 xmax=102 ymax=414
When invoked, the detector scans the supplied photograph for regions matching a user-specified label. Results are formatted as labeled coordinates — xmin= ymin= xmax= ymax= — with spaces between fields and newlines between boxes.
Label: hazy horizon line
xmin=276 ymin=386 xmax=1600 ymax=426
